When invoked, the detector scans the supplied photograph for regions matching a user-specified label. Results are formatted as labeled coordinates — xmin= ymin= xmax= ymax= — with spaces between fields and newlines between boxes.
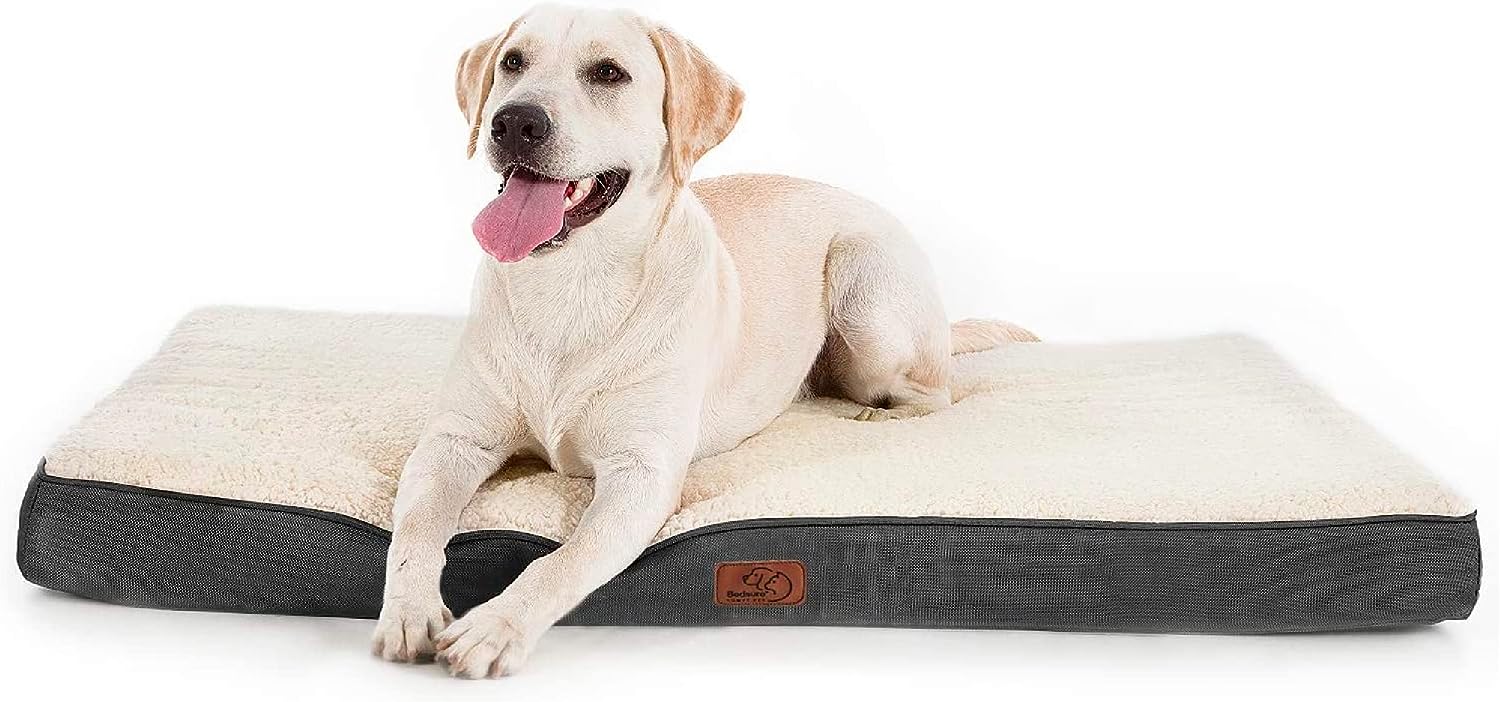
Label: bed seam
xmin=28 ymin=458 xmax=1479 ymax=564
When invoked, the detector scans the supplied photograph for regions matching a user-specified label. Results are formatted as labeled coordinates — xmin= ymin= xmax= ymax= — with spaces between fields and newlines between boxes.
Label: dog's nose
xmin=491 ymin=103 xmax=553 ymax=156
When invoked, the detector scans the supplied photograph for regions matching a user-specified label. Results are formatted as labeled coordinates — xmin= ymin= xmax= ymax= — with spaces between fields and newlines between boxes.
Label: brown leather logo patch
xmin=715 ymin=560 xmax=806 ymax=606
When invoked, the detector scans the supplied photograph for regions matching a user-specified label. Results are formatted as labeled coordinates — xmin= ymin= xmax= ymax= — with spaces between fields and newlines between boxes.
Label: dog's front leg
xmin=373 ymin=346 xmax=521 ymax=662
xmin=435 ymin=444 xmax=687 ymax=678
xmin=372 ymin=421 xmax=511 ymax=662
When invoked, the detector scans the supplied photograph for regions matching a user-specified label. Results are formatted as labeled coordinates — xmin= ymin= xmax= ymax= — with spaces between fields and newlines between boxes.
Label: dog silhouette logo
xmin=740 ymin=566 xmax=794 ymax=602
xmin=715 ymin=560 xmax=806 ymax=606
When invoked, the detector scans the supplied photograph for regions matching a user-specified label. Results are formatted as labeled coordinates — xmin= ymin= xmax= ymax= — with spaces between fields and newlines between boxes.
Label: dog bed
xmin=17 ymin=307 xmax=1480 ymax=632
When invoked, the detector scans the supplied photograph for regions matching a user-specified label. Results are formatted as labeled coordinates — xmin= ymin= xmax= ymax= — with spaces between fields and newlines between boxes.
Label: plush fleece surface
xmin=43 ymin=307 xmax=1472 ymax=544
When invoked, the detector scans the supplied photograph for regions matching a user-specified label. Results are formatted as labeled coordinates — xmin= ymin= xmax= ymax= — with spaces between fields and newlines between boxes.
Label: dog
xmin=372 ymin=4 xmax=1036 ymax=678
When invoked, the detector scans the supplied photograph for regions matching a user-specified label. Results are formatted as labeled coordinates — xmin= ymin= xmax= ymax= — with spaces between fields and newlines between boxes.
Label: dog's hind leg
xmin=821 ymin=232 xmax=955 ymax=421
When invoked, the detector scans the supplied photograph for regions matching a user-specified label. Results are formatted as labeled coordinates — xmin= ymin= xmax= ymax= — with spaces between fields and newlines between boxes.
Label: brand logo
xmin=714 ymin=560 xmax=806 ymax=606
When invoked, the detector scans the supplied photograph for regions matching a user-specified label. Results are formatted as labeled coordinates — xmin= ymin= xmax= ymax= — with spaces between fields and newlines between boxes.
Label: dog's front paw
xmin=372 ymin=598 xmax=453 ymax=663
xmin=435 ymin=604 xmax=537 ymax=679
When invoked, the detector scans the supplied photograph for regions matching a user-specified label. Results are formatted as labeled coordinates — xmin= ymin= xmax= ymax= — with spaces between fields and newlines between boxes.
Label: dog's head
xmin=457 ymin=4 xmax=743 ymax=263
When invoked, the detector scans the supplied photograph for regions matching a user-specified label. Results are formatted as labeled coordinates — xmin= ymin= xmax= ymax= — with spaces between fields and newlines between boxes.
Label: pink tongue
xmin=472 ymin=171 xmax=570 ymax=262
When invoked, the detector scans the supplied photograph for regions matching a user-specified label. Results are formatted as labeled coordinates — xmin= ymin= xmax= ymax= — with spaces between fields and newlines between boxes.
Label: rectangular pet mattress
xmin=17 ymin=307 xmax=1481 ymax=632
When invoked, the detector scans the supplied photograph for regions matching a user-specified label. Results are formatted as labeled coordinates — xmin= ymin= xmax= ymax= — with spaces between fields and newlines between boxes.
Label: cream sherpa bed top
xmin=43 ymin=307 xmax=1472 ymax=544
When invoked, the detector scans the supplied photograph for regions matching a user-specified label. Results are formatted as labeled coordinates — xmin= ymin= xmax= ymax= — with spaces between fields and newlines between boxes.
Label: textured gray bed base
xmin=18 ymin=463 xmax=1482 ymax=633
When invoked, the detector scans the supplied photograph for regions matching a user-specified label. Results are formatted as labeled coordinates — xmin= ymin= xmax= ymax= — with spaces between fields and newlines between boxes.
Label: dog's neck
xmin=480 ymin=182 xmax=724 ymax=354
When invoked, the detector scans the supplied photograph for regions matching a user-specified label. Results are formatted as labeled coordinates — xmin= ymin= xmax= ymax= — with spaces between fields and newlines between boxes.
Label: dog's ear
xmin=648 ymin=25 xmax=744 ymax=186
xmin=455 ymin=20 xmax=521 ymax=159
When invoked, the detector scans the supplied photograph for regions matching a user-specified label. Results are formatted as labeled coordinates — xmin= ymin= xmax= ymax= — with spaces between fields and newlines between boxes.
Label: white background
xmin=1 ymin=0 xmax=1495 ymax=698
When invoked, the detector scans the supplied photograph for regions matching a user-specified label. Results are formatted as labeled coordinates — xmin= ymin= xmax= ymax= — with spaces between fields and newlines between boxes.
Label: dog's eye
xmin=501 ymin=51 xmax=525 ymax=72
xmin=588 ymin=61 xmax=628 ymax=84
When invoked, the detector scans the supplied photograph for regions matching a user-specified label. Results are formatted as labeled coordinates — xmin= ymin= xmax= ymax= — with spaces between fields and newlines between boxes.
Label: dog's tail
xmin=949 ymin=318 xmax=1040 ymax=354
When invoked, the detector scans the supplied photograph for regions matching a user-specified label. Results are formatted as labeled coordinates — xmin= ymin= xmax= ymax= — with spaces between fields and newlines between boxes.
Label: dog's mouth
xmin=471 ymin=165 xmax=630 ymax=263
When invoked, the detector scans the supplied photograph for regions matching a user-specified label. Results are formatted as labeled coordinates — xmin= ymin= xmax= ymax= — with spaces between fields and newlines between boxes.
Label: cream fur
xmin=46 ymin=306 xmax=1473 ymax=538
xmin=402 ymin=4 xmax=994 ymax=676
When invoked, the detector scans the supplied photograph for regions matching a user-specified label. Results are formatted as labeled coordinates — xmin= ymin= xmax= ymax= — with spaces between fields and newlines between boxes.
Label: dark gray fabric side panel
xmin=14 ymin=475 xmax=549 ymax=618
xmin=562 ymin=518 xmax=1481 ymax=632
xmin=18 ymin=476 xmax=390 ymax=617
xmin=17 ymin=471 xmax=1482 ymax=632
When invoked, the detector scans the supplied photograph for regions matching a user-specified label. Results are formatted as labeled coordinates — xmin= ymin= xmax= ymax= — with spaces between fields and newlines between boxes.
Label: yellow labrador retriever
xmin=373 ymin=4 xmax=1036 ymax=678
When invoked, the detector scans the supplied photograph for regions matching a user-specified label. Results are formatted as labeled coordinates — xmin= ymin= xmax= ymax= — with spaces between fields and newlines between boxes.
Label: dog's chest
xmin=505 ymin=354 xmax=605 ymax=477
xmin=494 ymin=318 xmax=680 ymax=479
